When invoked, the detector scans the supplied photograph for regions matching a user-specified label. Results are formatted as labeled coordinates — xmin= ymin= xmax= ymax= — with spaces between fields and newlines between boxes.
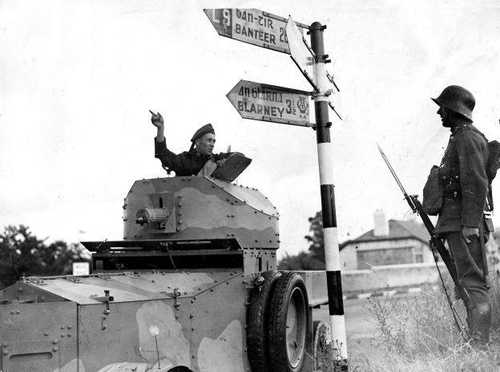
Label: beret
xmin=191 ymin=123 xmax=215 ymax=142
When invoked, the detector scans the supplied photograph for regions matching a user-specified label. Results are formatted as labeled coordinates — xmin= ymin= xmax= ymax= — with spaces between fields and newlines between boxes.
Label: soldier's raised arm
xmin=149 ymin=110 xmax=182 ymax=174
xmin=149 ymin=110 xmax=165 ymax=142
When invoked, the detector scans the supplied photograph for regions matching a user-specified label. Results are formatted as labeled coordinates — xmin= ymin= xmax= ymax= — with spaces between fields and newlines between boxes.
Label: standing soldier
xmin=428 ymin=85 xmax=491 ymax=344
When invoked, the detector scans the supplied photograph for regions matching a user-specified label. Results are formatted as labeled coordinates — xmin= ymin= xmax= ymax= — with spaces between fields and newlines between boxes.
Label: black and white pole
xmin=310 ymin=22 xmax=348 ymax=368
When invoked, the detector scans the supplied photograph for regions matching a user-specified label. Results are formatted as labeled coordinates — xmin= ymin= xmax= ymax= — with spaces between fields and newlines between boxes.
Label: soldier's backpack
xmin=422 ymin=140 xmax=500 ymax=216
xmin=422 ymin=165 xmax=443 ymax=216
xmin=486 ymin=140 xmax=500 ymax=213
xmin=487 ymin=140 xmax=500 ymax=183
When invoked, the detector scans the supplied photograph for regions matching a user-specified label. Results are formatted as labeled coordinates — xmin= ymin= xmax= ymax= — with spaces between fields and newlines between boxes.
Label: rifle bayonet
xmin=377 ymin=144 xmax=467 ymax=303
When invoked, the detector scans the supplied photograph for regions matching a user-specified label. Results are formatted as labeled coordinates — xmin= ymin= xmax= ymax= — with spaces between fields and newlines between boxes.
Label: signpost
xmin=226 ymin=80 xmax=311 ymax=127
xmin=204 ymin=8 xmax=308 ymax=54
xmin=206 ymin=8 xmax=349 ymax=371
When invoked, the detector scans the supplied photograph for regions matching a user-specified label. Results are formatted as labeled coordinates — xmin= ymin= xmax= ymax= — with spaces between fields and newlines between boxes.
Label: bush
xmin=278 ymin=251 xmax=325 ymax=270
xmin=353 ymin=275 xmax=500 ymax=371
xmin=0 ymin=225 xmax=90 ymax=289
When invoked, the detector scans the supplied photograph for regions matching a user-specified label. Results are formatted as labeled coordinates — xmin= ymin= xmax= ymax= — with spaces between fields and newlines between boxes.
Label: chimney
xmin=374 ymin=209 xmax=389 ymax=236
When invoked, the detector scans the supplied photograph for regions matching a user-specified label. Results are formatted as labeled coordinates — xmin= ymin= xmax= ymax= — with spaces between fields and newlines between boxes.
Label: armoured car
xmin=0 ymin=156 xmax=334 ymax=372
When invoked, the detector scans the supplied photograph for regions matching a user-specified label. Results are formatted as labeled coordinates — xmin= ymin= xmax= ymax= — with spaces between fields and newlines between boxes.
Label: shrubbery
xmin=277 ymin=211 xmax=326 ymax=270
xmin=353 ymin=275 xmax=500 ymax=371
xmin=0 ymin=225 xmax=89 ymax=289
xmin=277 ymin=251 xmax=325 ymax=270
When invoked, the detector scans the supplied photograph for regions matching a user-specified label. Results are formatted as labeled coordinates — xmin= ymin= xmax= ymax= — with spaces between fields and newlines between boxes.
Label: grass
xmin=349 ymin=275 xmax=500 ymax=372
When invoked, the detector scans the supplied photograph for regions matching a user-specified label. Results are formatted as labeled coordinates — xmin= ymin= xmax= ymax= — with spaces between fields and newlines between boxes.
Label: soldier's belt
xmin=443 ymin=190 xmax=461 ymax=200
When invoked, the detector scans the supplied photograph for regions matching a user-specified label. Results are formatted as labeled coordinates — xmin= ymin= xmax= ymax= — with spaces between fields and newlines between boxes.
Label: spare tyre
xmin=268 ymin=272 xmax=309 ymax=372
xmin=246 ymin=270 xmax=281 ymax=372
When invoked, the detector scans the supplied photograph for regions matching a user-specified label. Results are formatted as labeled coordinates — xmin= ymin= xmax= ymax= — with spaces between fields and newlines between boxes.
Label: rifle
xmin=377 ymin=144 xmax=471 ymax=310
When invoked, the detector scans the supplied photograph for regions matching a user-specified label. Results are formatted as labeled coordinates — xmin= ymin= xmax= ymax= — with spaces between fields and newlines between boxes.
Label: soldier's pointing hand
xmin=149 ymin=110 xmax=164 ymax=129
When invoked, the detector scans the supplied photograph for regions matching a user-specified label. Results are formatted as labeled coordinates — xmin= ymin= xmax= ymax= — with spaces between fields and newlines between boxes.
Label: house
xmin=340 ymin=210 xmax=433 ymax=270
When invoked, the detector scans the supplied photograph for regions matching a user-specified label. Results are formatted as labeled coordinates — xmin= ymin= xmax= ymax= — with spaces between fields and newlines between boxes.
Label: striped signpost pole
xmin=207 ymin=9 xmax=348 ymax=368
xmin=309 ymin=22 xmax=348 ymax=369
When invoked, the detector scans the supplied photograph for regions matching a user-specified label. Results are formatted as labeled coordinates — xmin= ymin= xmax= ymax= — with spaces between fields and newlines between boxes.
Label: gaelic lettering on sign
xmin=227 ymin=80 xmax=311 ymax=127
xmin=204 ymin=8 xmax=306 ymax=54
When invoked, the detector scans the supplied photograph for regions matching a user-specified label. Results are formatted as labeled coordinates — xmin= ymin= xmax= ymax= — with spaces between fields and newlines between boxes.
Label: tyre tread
xmin=268 ymin=272 xmax=309 ymax=372
xmin=246 ymin=270 xmax=280 ymax=372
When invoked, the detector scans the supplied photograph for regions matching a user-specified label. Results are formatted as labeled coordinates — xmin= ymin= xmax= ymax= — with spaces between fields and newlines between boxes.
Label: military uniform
xmin=436 ymin=124 xmax=489 ymax=234
xmin=154 ymin=123 xmax=229 ymax=176
xmin=431 ymin=86 xmax=492 ymax=343
xmin=154 ymin=139 xmax=228 ymax=176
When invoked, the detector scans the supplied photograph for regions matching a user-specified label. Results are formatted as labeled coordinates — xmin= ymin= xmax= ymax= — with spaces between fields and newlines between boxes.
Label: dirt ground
xmin=313 ymin=293 xmax=500 ymax=371
xmin=313 ymin=296 xmax=382 ymax=367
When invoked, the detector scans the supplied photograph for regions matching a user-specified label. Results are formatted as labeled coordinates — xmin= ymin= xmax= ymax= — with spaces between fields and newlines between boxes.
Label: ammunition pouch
xmin=423 ymin=165 xmax=443 ymax=215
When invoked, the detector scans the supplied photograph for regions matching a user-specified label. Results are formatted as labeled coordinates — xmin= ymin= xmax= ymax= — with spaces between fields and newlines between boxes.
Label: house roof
xmin=340 ymin=219 xmax=430 ymax=250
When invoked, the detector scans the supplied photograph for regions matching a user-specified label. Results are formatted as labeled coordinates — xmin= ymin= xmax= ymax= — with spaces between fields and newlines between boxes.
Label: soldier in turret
xmin=430 ymin=85 xmax=491 ymax=344
xmin=150 ymin=111 xmax=230 ymax=176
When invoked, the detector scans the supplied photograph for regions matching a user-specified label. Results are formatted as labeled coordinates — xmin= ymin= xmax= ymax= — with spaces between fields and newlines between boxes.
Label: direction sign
xmin=286 ymin=17 xmax=316 ymax=88
xmin=286 ymin=16 xmax=343 ymax=120
xmin=204 ymin=8 xmax=308 ymax=54
xmin=227 ymin=80 xmax=311 ymax=126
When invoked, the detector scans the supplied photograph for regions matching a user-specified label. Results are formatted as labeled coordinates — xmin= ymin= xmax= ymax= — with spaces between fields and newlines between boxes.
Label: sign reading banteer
xmin=227 ymin=80 xmax=311 ymax=127
xmin=204 ymin=8 xmax=307 ymax=54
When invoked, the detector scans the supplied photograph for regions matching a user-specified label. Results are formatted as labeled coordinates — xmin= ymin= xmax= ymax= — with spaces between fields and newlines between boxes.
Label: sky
xmin=1 ymin=0 xmax=500 ymax=258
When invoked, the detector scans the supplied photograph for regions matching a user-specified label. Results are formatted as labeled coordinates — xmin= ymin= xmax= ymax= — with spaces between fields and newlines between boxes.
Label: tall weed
xmin=354 ymin=276 xmax=500 ymax=371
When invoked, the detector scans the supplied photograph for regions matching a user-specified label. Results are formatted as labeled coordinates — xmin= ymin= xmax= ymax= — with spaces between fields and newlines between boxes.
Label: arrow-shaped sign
xmin=286 ymin=17 xmax=316 ymax=88
xmin=204 ymin=8 xmax=308 ymax=54
xmin=227 ymin=80 xmax=312 ymax=127
xmin=286 ymin=16 xmax=343 ymax=120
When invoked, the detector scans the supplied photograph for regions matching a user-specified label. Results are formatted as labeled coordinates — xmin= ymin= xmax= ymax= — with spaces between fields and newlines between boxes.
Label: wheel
xmin=268 ymin=272 xmax=309 ymax=372
xmin=246 ymin=270 xmax=281 ymax=372
xmin=312 ymin=320 xmax=333 ymax=372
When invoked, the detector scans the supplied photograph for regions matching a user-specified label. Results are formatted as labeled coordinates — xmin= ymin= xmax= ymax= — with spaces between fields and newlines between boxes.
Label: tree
xmin=277 ymin=211 xmax=326 ymax=270
xmin=304 ymin=211 xmax=324 ymax=262
xmin=0 ymin=225 xmax=90 ymax=289
xmin=278 ymin=251 xmax=324 ymax=270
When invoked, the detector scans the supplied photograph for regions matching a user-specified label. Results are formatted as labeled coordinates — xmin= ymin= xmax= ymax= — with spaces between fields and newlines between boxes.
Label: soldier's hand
xmin=462 ymin=226 xmax=479 ymax=243
xmin=149 ymin=110 xmax=164 ymax=128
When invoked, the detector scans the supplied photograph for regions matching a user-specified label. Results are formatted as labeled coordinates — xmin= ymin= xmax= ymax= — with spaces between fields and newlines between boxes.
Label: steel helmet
xmin=431 ymin=85 xmax=475 ymax=121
